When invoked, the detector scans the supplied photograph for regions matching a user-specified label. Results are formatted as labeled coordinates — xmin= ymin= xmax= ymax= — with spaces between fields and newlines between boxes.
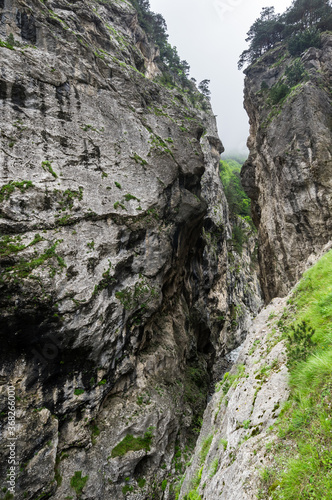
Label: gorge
xmin=0 ymin=1 xmax=331 ymax=500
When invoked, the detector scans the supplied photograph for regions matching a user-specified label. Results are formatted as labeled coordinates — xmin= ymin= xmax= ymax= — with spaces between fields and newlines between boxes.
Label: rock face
xmin=0 ymin=1 xmax=261 ymax=499
xmin=180 ymin=296 xmax=290 ymax=500
xmin=242 ymin=34 xmax=332 ymax=302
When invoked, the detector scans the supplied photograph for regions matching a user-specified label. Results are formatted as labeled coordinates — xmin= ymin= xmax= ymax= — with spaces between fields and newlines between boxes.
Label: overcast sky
xmin=149 ymin=0 xmax=292 ymax=156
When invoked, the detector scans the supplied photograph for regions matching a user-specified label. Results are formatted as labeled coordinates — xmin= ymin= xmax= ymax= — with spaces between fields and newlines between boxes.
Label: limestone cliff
xmin=0 ymin=1 xmax=261 ymax=499
xmin=242 ymin=34 xmax=332 ymax=302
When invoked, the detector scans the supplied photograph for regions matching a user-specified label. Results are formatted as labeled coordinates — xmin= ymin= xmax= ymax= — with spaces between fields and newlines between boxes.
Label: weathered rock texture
xmin=242 ymin=34 xmax=332 ymax=302
xmin=0 ymin=1 xmax=261 ymax=499
xmin=180 ymin=296 xmax=290 ymax=500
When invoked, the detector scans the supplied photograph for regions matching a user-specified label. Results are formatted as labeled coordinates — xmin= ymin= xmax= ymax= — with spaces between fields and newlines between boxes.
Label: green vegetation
xmin=127 ymin=0 xmax=191 ymax=88
xmin=115 ymin=274 xmax=157 ymax=315
xmin=0 ymin=234 xmax=42 ymax=258
xmin=110 ymin=427 xmax=154 ymax=457
xmin=216 ymin=364 xmax=246 ymax=396
xmin=286 ymin=321 xmax=316 ymax=367
xmin=219 ymin=438 xmax=228 ymax=451
xmin=268 ymin=59 xmax=307 ymax=105
xmin=238 ymin=0 xmax=332 ymax=69
xmin=219 ymin=157 xmax=250 ymax=220
xmin=42 ymin=160 xmax=58 ymax=178
xmin=131 ymin=153 xmax=148 ymax=166
xmin=183 ymin=492 xmax=202 ymax=500
xmin=209 ymin=458 xmax=219 ymax=478
xmin=259 ymin=250 xmax=332 ymax=499
xmin=161 ymin=479 xmax=168 ymax=491
xmin=56 ymin=187 xmax=83 ymax=209
xmin=124 ymin=193 xmax=140 ymax=202
xmin=0 ymin=38 xmax=15 ymax=50
xmin=220 ymin=156 xmax=254 ymax=254
xmin=137 ymin=478 xmax=146 ymax=488
xmin=122 ymin=484 xmax=134 ymax=494
xmin=1 ymin=239 xmax=66 ymax=281
xmin=200 ymin=435 xmax=213 ymax=465
xmin=127 ymin=0 xmax=209 ymax=105
xmin=0 ymin=180 xmax=34 ymax=203
xmin=74 ymin=389 xmax=84 ymax=396
xmin=70 ymin=471 xmax=88 ymax=497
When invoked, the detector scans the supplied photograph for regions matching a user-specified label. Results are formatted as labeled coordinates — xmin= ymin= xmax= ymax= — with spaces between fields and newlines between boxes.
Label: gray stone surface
xmin=242 ymin=34 xmax=332 ymax=302
xmin=180 ymin=297 xmax=290 ymax=500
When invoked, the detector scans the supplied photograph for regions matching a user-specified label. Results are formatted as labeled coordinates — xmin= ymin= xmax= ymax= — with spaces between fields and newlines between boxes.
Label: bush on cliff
xmin=238 ymin=0 xmax=332 ymax=69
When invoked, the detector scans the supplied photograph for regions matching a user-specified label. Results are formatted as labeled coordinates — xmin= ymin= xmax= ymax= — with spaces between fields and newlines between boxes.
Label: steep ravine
xmin=0 ymin=1 xmax=261 ymax=499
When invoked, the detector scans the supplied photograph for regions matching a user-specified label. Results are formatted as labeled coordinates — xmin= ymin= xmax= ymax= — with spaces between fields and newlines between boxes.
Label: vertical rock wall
xmin=242 ymin=34 xmax=332 ymax=301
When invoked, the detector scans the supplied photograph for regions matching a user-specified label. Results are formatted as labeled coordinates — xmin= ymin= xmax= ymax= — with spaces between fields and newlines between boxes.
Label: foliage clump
xmin=70 ymin=471 xmax=88 ymax=497
xmin=0 ymin=180 xmax=34 ymax=203
xmin=199 ymin=434 xmax=213 ymax=465
xmin=111 ymin=428 xmax=154 ymax=458
xmin=286 ymin=321 xmax=316 ymax=367
xmin=219 ymin=157 xmax=251 ymax=220
xmin=220 ymin=156 xmax=255 ymax=253
xmin=238 ymin=0 xmax=332 ymax=69
xmin=127 ymin=0 xmax=209 ymax=102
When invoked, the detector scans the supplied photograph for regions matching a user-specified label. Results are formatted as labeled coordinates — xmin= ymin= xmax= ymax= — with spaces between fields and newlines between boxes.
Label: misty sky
xmin=149 ymin=0 xmax=292 ymax=155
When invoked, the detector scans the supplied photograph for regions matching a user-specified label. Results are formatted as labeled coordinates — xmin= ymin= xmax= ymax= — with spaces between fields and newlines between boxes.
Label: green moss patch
xmin=111 ymin=428 xmax=154 ymax=458
xmin=70 ymin=471 xmax=88 ymax=496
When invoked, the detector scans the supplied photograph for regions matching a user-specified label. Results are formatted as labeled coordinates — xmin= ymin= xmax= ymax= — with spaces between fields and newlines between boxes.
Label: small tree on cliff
xmin=198 ymin=79 xmax=211 ymax=100
xmin=238 ymin=0 xmax=332 ymax=69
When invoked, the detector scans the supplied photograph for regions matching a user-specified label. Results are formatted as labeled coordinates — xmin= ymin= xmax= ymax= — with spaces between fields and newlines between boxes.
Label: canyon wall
xmin=242 ymin=34 xmax=332 ymax=301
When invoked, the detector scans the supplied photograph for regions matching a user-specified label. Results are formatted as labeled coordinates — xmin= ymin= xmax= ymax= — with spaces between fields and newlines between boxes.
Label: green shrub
xmin=111 ymin=428 xmax=154 ymax=458
xmin=0 ymin=180 xmax=34 ymax=202
xmin=137 ymin=478 xmax=146 ymax=488
xmin=42 ymin=160 xmax=58 ymax=178
xmin=70 ymin=471 xmax=88 ymax=496
xmin=191 ymin=467 xmax=203 ymax=489
xmin=219 ymin=438 xmax=228 ymax=451
xmin=209 ymin=458 xmax=219 ymax=477
xmin=286 ymin=321 xmax=316 ymax=367
xmin=200 ymin=435 xmax=213 ymax=464
xmin=183 ymin=491 xmax=202 ymax=500
xmin=285 ymin=60 xmax=306 ymax=87
xmin=270 ymin=83 xmax=290 ymax=105
xmin=122 ymin=485 xmax=134 ymax=494
xmin=161 ymin=480 xmax=167 ymax=491
xmin=74 ymin=389 xmax=84 ymax=396
xmin=242 ymin=419 xmax=251 ymax=429
xmin=288 ymin=28 xmax=321 ymax=56
xmin=232 ymin=224 xmax=246 ymax=254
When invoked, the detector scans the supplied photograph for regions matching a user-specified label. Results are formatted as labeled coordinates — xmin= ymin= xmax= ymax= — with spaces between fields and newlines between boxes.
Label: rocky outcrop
xmin=242 ymin=34 xmax=332 ymax=302
xmin=0 ymin=1 xmax=261 ymax=499
xmin=180 ymin=295 xmax=290 ymax=500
